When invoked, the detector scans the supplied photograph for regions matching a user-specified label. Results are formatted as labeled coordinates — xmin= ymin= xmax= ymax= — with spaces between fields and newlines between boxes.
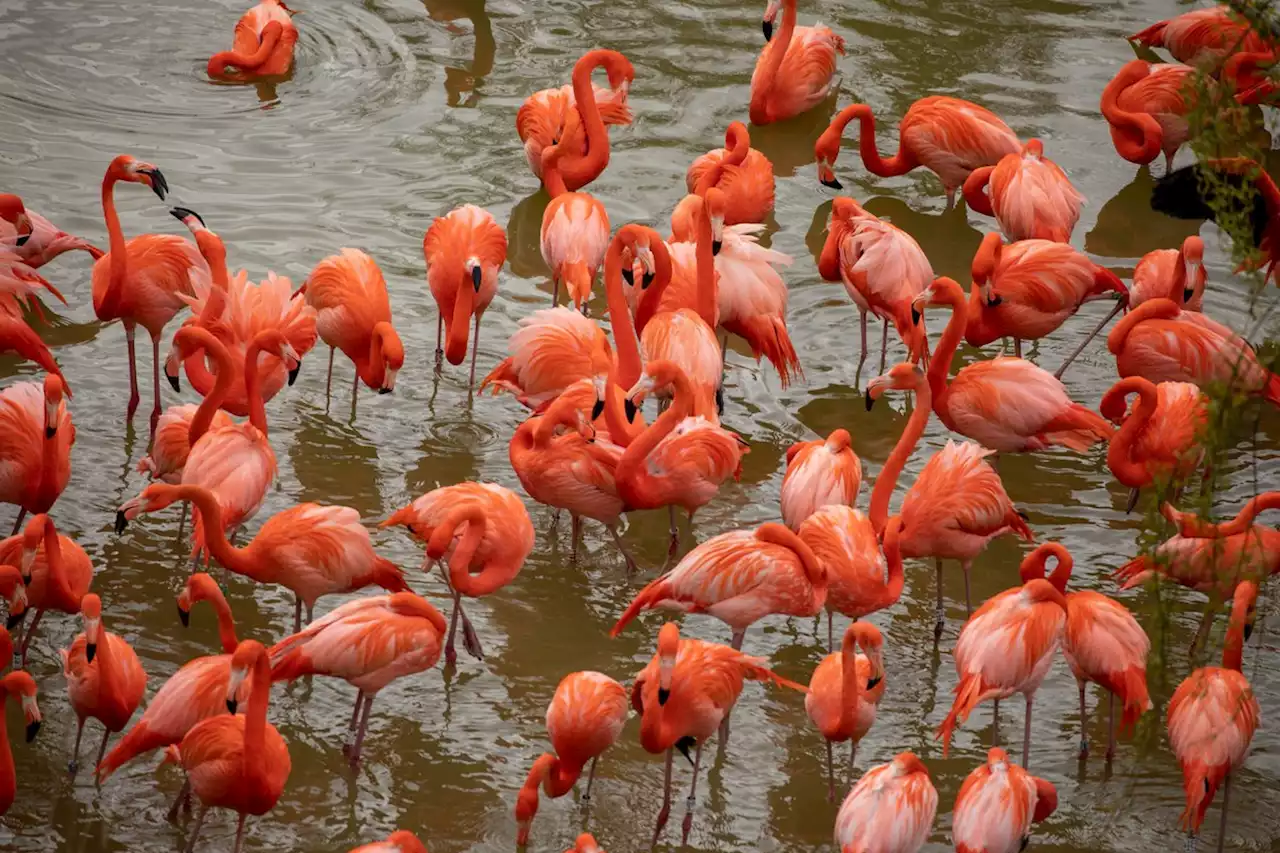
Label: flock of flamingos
xmin=3 ymin=0 xmax=1280 ymax=852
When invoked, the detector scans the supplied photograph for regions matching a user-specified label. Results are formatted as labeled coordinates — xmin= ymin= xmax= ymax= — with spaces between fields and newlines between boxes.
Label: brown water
xmin=2 ymin=0 xmax=1280 ymax=850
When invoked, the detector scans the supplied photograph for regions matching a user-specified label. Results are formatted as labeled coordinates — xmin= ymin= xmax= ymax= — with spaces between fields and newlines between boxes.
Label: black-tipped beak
xmin=86 ymin=643 xmax=97 ymax=663
xmin=169 ymin=206 xmax=204 ymax=226
xmin=658 ymin=687 xmax=670 ymax=705
xmin=14 ymin=233 xmax=29 ymax=247
xmin=675 ymin=736 xmax=695 ymax=763
xmin=287 ymin=364 xmax=300 ymax=386
xmin=865 ymin=390 xmax=875 ymax=412
xmin=178 ymin=604 xmax=190 ymax=627
xmin=866 ymin=675 xmax=883 ymax=690
xmin=6 ymin=611 xmax=24 ymax=630
xmin=642 ymin=271 xmax=655 ymax=289
xmin=44 ymin=425 xmax=56 ymax=439
xmin=1245 ymin=621 xmax=1255 ymax=642
xmin=471 ymin=265 xmax=482 ymax=292
xmin=820 ymin=176 xmax=843 ymax=191
xmin=986 ymin=295 xmax=1002 ymax=308
xmin=378 ymin=387 xmax=392 ymax=395
xmin=144 ymin=169 xmax=169 ymax=200
xmin=712 ymin=240 xmax=722 ymax=256
xmin=911 ymin=306 xmax=921 ymax=325
xmin=762 ymin=19 xmax=772 ymax=40
xmin=167 ymin=372 xmax=181 ymax=393
xmin=25 ymin=720 xmax=40 ymax=743
xmin=226 ymin=698 xmax=237 ymax=714
xmin=1183 ymin=288 xmax=1194 ymax=303
xmin=114 ymin=510 xmax=128 ymax=536
xmin=591 ymin=399 xmax=604 ymax=420
xmin=625 ymin=397 xmax=638 ymax=423
xmin=621 ymin=266 xmax=634 ymax=287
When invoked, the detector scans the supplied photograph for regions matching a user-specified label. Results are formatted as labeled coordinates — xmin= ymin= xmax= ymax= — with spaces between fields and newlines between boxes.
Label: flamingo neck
xmin=179 ymin=486 xmax=258 ymax=580
xmin=208 ymin=21 xmax=283 ymax=76
xmin=600 ymin=377 xmax=642 ymax=447
xmin=880 ymin=518 xmax=904 ymax=607
xmin=695 ymin=203 xmax=716 ymax=327
xmin=242 ymin=649 xmax=272 ymax=783
xmin=244 ymin=338 xmax=270 ymax=435
xmin=42 ymin=522 xmax=72 ymax=604
xmin=556 ymin=52 xmax=612 ymax=189
xmin=1100 ymin=65 xmax=1163 ymax=164
xmin=433 ymin=505 xmax=501 ymax=596
xmin=1107 ymin=384 xmax=1158 ymax=488
xmin=1223 ymin=605 xmax=1248 ymax=672
xmin=749 ymin=0 xmax=797 ymax=121
xmin=925 ymin=284 xmax=966 ymax=405
xmin=188 ymin=335 xmax=237 ymax=445
xmin=869 ymin=381 xmax=932 ymax=535
xmin=1107 ymin=299 xmax=1180 ymax=354
xmin=530 ymin=394 xmax=581 ymax=446
xmin=835 ymin=643 xmax=861 ymax=738
xmin=604 ymin=239 xmax=643 ymax=387
xmin=445 ymin=277 xmax=475 ymax=367
xmin=835 ymin=106 xmax=917 ymax=178
xmin=99 ymin=173 xmax=128 ymax=320
xmin=618 ymin=373 xmax=696 ymax=490
xmin=208 ymin=594 xmax=240 ymax=655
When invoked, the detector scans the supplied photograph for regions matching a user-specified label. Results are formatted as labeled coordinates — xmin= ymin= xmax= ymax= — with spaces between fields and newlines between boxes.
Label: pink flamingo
xmin=952 ymin=747 xmax=1057 ymax=853
xmin=0 ymin=665 xmax=41 ymax=818
xmin=207 ymin=0 xmax=299 ymax=79
xmin=1100 ymin=60 xmax=1194 ymax=172
xmin=799 ymin=505 xmax=903 ymax=650
xmin=685 ymin=122 xmax=775 ymax=225
xmin=0 ymin=513 xmax=91 ymax=667
xmin=805 ymin=621 xmax=885 ymax=801
xmin=480 ymin=307 xmax=612 ymax=409
xmin=347 ymin=831 xmax=429 ymax=853
xmin=0 ymin=193 xmax=103 ymax=268
xmin=780 ymin=428 xmax=862 ymax=531
xmin=1099 ymin=377 xmax=1207 ymax=511
xmin=1131 ymin=236 xmax=1206 ymax=312
xmin=0 ymin=374 xmax=73 ymax=534
xmin=834 ymin=752 xmax=937 ymax=853
xmin=748 ymin=0 xmax=845 ymax=125
xmin=1130 ymin=6 xmax=1274 ymax=69
xmin=962 ymin=139 xmax=1085 ymax=242
xmin=1162 ymin=491 xmax=1280 ymax=539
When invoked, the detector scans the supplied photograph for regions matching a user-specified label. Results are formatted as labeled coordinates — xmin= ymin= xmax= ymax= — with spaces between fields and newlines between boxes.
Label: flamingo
xmin=207 ymin=0 xmax=299 ymax=79
xmin=0 ymin=666 xmax=41 ymax=817
xmin=961 ymin=139 xmax=1086 ymax=243
xmin=915 ymin=276 xmax=1114 ymax=452
xmin=515 ymin=670 xmax=629 ymax=844
xmin=347 ymin=831 xmax=429 ymax=853
xmin=0 ymin=374 xmax=73 ymax=535
xmin=685 ymin=122 xmax=775 ymax=225
xmin=866 ymin=362 xmax=1033 ymax=634
xmin=0 ymin=317 xmax=66 ymax=387
xmin=92 ymin=154 xmax=206 ymax=434
xmin=834 ymin=752 xmax=937 ymax=853
xmin=0 ymin=513 xmax=91 ymax=667
xmin=631 ymin=622 xmax=806 ymax=845
xmin=163 ymin=639 xmax=290 ymax=853
xmin=425 ymin=204 xmax=507 ymax=386
xmin=1099 ymin=377 xmax=1207 ymax=511
xmin=0 ymin=196 xmax=32 ymax=251
xmin=1130 ymin=6 xmax=1273 ymax=69
xmin=806 ymin=621 xmax=885 ymax=802
xmin=1167 ymin=581 xmax=1260 ymax=852
xmin=748 ymin=0 xmax=845 ymax=125
xmin=0 ymin=568 xmax=27 ymax=630
xmin=61 ymin=594 xmax=146 ymax=777
xmin=780 ymin=428 xmax=861 ymax=531
xmin=937 ymin=577 xmax=1068 ymax=769
xmin=1100 ymin=60 xmax=1194 ymax=172
xmin=561 ymin=835 xmax=603 ymax=853
xmin=299 ymin=248 xmax=405 ymax=410
xmin=799 ymin=505 xmax=903 ymax=650
xmin=952 ymin=747 xmax=1058 ymax=853
xmin=0 ymin=193 xmax=103 ymax=268
xmin=480 ymin=307 xmax=612 ymax=409
xmin=269 ymin=592 xmax=447 ymax=765
xmin=1131 ymin=236 xmax=1207 ymax=311
xmin=1162 ymin=491 xmax=1280 ymax=539
xmin=381 ymin=482 xmax=534 ymax=664
xmin=818 ymin=196 xmax=932 ymax=369
xmin=815 ymin=97 xmax=1020 ymax=206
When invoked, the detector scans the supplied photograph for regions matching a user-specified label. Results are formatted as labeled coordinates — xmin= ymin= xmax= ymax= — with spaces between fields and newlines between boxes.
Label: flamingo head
xmin=464 ymin=256 xmax=483 ymax=292
xmin=590 ymin=373 xmax=609 ymax=421
xmin=1181 ymin=235 xmax=1205 ymax=304
xmin=704 ymin=188 xmax=727 ymax=255
xmin=2 ymin=574 xmax=27 ymax=630
xmin=374 ymin=321 xmax=404 ymax=394
xmin=1235 ymin=581 xmax=1259 ymax=641
xmin=1 ymin=671 xmax=41 ymax=742
xmin=864 ymin=362 xmax=924 ymax=410
xmin=80 ymin=593 xmax=103 ymax=663
xmin=42 ymin=373 xmax=67 ymax=438
xmin=824 ymin=428 xmax=851 ymax=454
xmin=18 ymin=514 xmax=50 ymax=583
xmin=0 ymin=194 xmax=32 ymax=246
xmin=226 ymin=640 xmax=266 ymax=713
xmin=656 ymin=622 xmax=680 ymax=704
xmin=851 ymin=622 xmax=884 ymax=689
xmin=178 ymin=571 xmax=221 ymax=627
xmin=890 ymin=751 xmax=929 ymax=779
xmin=761 ymin=0 xmax=781 ymax=40
xmin=110 ymin=155 xmax=169 ymax=200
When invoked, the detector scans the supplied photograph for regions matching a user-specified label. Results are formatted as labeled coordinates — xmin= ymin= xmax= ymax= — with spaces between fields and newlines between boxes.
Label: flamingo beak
xmin=590 ymin=399 xmax=604 ymax=420
xmin=6 ymin=610 xmax=24 ymax=630
xmin=226 ymin=698 xmax=238 ymax=714
xmin=288 ymin=363 xmax=301 ymax=386
xmin=86 ymin=642 xmax=97 ymax=663
xmin=178 ymin=602 xmax=190 ymax=627
xmin=657 ymin=687 xmax=670 ymax=705
xmin=25 ymin=720 xmax=40 ymax=742
xmin=169 ymin=207 xmax=205 ymax=228
xmin=140 ymin=168 xmax=169 ymax=201
xmin=625 ymin=397 xmax=639 ymax=423
xmin=471 ymin=264 xmax=482 ymax=292
xmin=114 ymin=510 xmax=129 ymax=536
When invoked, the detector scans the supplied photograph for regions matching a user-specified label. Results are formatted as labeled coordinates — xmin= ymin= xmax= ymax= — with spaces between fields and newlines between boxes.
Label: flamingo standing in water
xmin=347 ymin=832 xmax=429 ymax=853
xmin=748 ymin=0 xmax=845 ymax=125
xmin=780 ymin=428 xmax=861 ymax=531
xmin=799 ymin=505 xmax=903 ymax=650
xmin=1163 ymin=491 xmax=1280 ymax=539
xmin=0 ymin=513 xmax=91 ymax=667
xmin=481 ymin=307 xmax=612 ymax=409
xmin=0 ymin=317 xmax=66 ymax=388
xmin=806 ymin=621 xmax=885 ymax=801
xmin=381 ymin=482 xmax=534 ymax=664
xmin=1099 ymin=376 xmax=1207 ymax=511
xmin=834 ymin=752 xmax=937 ymax=853
xmin=0 ymin=374 xmax=73 ymax=535
xmin=0 ymin=663 xmax=41 ymax=818
xmin=425 ymin=204 xmax=507 ymax=386
xmin=962 ymin=139 xmax=1086 ymax=242
xmin=1130 ymin=6 xmax=1273 ymax=68
xmin=686 ymin=122 xmax=775 ymax=225
xmin=1100 ymin=60 xmax=1194 ymax=172
xmin=0 ymin=193 xmax=103 ymax=268
xmin=515 ymin=670 xmax=629 ymax=844
xmin=952 ymin=747 xmax=1058 ymax=853
xmin=1167 ymin=581 xmax=1260 ymax=852
xmin=92 ymin=155 xmax=206 ymax=435
xmin=1131 ymin=236 xmax=1207 ymax=311
xmin=207 ymin=0 xmax=299 ymax=79
xmin=815 ymin=97 xmax=1020 ymax=206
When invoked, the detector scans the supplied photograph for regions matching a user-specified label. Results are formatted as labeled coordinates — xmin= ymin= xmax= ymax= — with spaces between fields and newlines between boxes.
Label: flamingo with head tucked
xmin=0 ymin=513 xmax=91 ymax=667
xmin=1099 ymin=376 xmax=1207 ymax=512
xmin=952 ymin=747 xmax=1057 ymax=853
xmin=780 ymin=428 xmax=861 ymax=531
xmin=799 ymin=505 xmax=903 ymax=650
xmin=1130 ymin=6 xmax=1273 ymax=69
xmin=962 ymin=139 xmax=1085 ymax=243
xmin=686 ymin=122 xmax=775 ymax=225
xmin=0 ymin=374 xmax=73 ymax=537
xmin=834 ymin=752 xmax=937 ymax=853
xmin=748 ymin=0 xmax=845 ymax=125
xmin=1100 ymin=60 xmax=1194 ymax=172
xmin=207 ymin=0 xmax=299 ymax=79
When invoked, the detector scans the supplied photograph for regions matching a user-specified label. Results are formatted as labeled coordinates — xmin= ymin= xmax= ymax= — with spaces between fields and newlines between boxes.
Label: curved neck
xmin=634 ymin=241 xmax=676 ymax=333
xmin=1108 ymin=299 xmax=1180 ymax=354
xmin=1100 ymin=64 xmax=1163 ymax=164
xmin=92 ymin=614 xmax=124 ymax=709
xmin=244 ymin=337 xmax=271 ymax=435
xmin=433 ymin=506 xmax=508 ymax=596
xmin=604 ymin=236 xmax=644 ymax=387
xmin=363 ymin=322 xmax=393 ymax=387
xmin=962 ymin=166 xmax=996 ymax=216
xmin=749 ymin=0 xmax=796 ymax=116
xmin=1213 ymin=493 xmax=1280 ymax=537
xmin=1107 ymin=384 xmax=1158 ymax=488
xmin=695 ymin=201 xmax=716 ymax=327
xmin=925 ymin=280 xmax=966 ymax=403
xmin=446 ymin=278 xmax=476 ymax=366
xmin=618 ymin=373 xmax=697 ymax=486
xmin=756 ymin=523 xmax=824 ymax=586
xmin=601 ymin=377 xmax=642 ymax=447
xmin=42 ymin=521 xmax=73 ymax=604
xmin=869 ymin=380 xmax=933 ymax=535
xmin=242 ymin=650 xmax=272 ymax=783
xmin=530 ymin=394 xmax=581 ymax=446
xmin=99 ymin=172 xmax=128 ymax=320
xmin=174 ymin=487 xmax=259 ymax=579
xmin=833 ymin=106 xmax=917 ymax=178
xmin=1223 ymin=601 xmax=1249 ymax=672
xmin=836 ymin=641 xmax=862 ymax=737
xmin=879 ymin=519 xmax=904 ymax=607
xmin=188 ymin=333 xmax=238 ymax=445
xmin=208 ymin=21 xmax=283 ymax=76
xmin=204 ymin=593 xmax=239 ymax=655
xmin=37 ymin=417 xmax=62 ymax=513
xmin=555 ymin=52 xmax=612 ymax=189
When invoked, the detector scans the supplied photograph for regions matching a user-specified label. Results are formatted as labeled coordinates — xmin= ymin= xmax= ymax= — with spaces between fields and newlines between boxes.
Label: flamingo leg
xmin=878 ymin=319 xmax=889 ymax=373
xmin=993 ymin=698 xmax=1000 ymax=746
xmin=325 ymin=346 xmax=335 ymax=409
xmin=68 ymin=718 xmax=85 ymax=776
xmin=571 ymin=514 xmax=582 ymax=561
xmin=232 ymin=812 xmax=248 ymax=853
xmin=150 ymin=334 xmax=162 ymax=436
xmin=664 ymin=505 xmax=680 ymax=567
xmin=1165 ymin=151 xmax=1176 ymax=174
xmin=1022 ymin=695 xmax=1034 ymax=770
xmin=347 ymin=693 xmax=376 ymax=766
xmin=341 ymin=689 xmax=366 ymax=760
xmin=652 ymin=747 xmax=673 ymax=846
xmin=95 ymin=729 xmax=111 ymax=782
xmin=1190 ymin=600 xmax=1219 ymax=660
xmin=166 ymin=779 xmax=192 ymax=823
xmin=605 ymin=523 xmax=637 ymax=574
xmin=825 ymin=740 xmax=835 ymax=803
xmin=351 ymin=364 xmax=359 ymax=415
xmin=1014 ymin=337 xmax=1022 ymax=358
xmin=1216 ymin=772 xmax=1231 ymax=853
xmin=858 ymin=310 xmax=868 ymax=365
xmin=184 ymin=803 xmax=209 ymax=853
xmin=582 ymin=756 xmax=598 ymax=802
xmin=1126 ymin=487 xmax=1141 ymax=514
xmin=176 ymin=502 xmax=188 ymax=541
xmin=1106 ymin=691 xmax=1117 ymax=762
xmin=680 ymin=740 xmax=704 ymax=843
xmin=125 ymin=322 xmax=140 ymax=421
xmin=717 ymin=631 xmax=747 ymax=743
xmin=962 ymin=560 xmax=972 ymax=615
xmin=945 ymin=186 xmax=957 ymax=209
xmin=552 ymin=275 xmax=560 ymax=308
xmin=1054 ymin=300 xmax=1123 ymax=380
xmin=18 ymin=608 xmax=44 ymax=667
xmin=847 ymin=739 xmax=856 ymax=787
xmin=10 ymin=507 xmax=25 ymax=535
xmin=827 ymin=610 xmax=834 ymax=653
xmin=294 ymin=595 xmax=303 ymax=633
xmin=468 ymin=314 xmax=481 ymax=388
xmin=1077 ymin=680 xmax=1089 ymax=758
xmin=933 ymin=559 xmax=945 ymax=639
xmin=444 ymin=589 xmax=462 ymax=666
xmin=435 ymin=314 xmax=444 ymax=365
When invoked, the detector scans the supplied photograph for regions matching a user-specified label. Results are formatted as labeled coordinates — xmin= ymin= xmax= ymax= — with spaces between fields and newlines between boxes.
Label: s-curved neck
xmin=244 ymin=333 xmax=277 ymax=435
xmin=869 ymin=380 xmax=933 ymax=535
xmin=1107 ymin=298 xmax=1180 ymax=355
xmin=170 ymin=485 xmax=259 ymax=580
xmin=432 ymin=505 xmax=508 ymax=596
xmin=604 ymin=229 xmax=645 ymax=388
xmin=1100 ymin=62 xmax=1164 ymax=164
xmin=1102 ymin=378 xmax=1158 ymax=488
xmin=826 ymin=105 xmax=918 ymax=178
xmin=924 ymin=277 xmax=966 ymax=404
xmin=242 ymin=646 xmax=273 ymax=784
xmin=183 ymin=330 xmax=238 ymax=445
xmin=202 ymin=590 xmax=240 ymax=655
xmin=555 ymin=51 xmax=615 ymax=189
xmin=99 ymin=172 xmax=127 ymax=320
xmin=208 ymin=21 xmax=284 ymax=77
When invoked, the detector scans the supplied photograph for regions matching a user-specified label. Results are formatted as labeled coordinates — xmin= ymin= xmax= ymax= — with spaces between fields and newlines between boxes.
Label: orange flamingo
xmin=816 ymin=97 xmax=1020 ymax=206
xmin=0 ymin=318 xmax=67 ymax=388
xmin=834 ymin=752 xmax=937 ymax=853
xmin=163 ymin=639 xmax=290 ymax=853
xmin=0 ymin=196 xmax=32 ymax=251
xmin=0 ymin=374 xmax=73 ymax=534
xmin=92 ymin=154 xmax=205 ymax=434
xmin=269 ymin=592 xmax=447 ymax=765
xmin=962 ymin=139 xmax=1085 ymax=242
xmin=1 ymin=513 xmax=91 ymax=667
xmin=0 ymin=569 xmax=28 ymax=631
xmin=866 ymin=362 xmax=1032 ymax=634
xmin=207 ymin=0 xmax=299 ymax=79
xmin=425 ymin=204 xmax=507 ymax=386
xmin=1162 ymin=491 xmax=1280 ymax=539
xmin=1130 ymin=6 xmax=1273 ymax=69
xmin=631 ymin=622 xmax=806 ymax=844
xmin=1100 ymin=60 xmax=1194 ymax=172
xmin=382 ymin=482 xmax=534 ymax=664
xmin=937 ymin=577 xmax=1068 ymax=769
xmin=0 ymin=665 xmax=41 ymax=817
xmin=818 ymin=196 xmax=932 ymax=368
xmin=806 ymin=621 xmax=885 ymax=801
xmin=780 ymin=428 xmax=861 ymax=531
xmin=0 ymin=193 xmax=103 ymax=268
xmin=1131 ymin=236 xmax=1206 ymax=312
xmin=347 ymin=831 xmax=429 ymax=853
xmin=685 ymin=122 xmax=775 ymax=225
xmin=300 ymin=248 xmax=405 ymax=410
xmin=916 ymin=276 xmax=1114 ymax=452
xmin=1100 ymin=377 xmax=1207 ymax=511
xmin=60 ymin=594 xmax=146 ymax=777
xmin=1167 ymin=581 xmax=1260 ymax=851
xmin=562 ymin=835 xmax=603 ymax=853
xmin=480 ymin=307 xmax=613 ymax=409
xmin=514 ymin=670 xmax=629 ymax=844
xmin=748 ymin=0 xmax=845 ymax=125
xmin=799 ymin=506 xmax=903 ymax=650
xmin=951 ymin=747 xmax=1057 ymax=853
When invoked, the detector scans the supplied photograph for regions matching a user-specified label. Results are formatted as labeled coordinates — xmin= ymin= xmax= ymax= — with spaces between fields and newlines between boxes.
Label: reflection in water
xmin=1085 ymin=167 xmax=1203 ymax=261
xmin=747 ymin=95 xmax=842 ymax=177
xmin=862 ymin=195 xmax=984 ymax=282
xmin=287 ymin=408 xmax=383 ymax=512
xmin=424 ymin=0 xmax=496 ymax=108
xmin=506 ymin=190 xmax=552 ymax=281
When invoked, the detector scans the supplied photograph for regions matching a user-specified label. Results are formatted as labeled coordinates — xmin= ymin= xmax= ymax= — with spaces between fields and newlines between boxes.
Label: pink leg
xmin=232 ymin=812 xmax=248 ymax=853
xmin=1216 ymin=772 xmax=1232 ymax=853
xmin=150 ymin=334 xmax=162 ymax=437
xmin=825 ymin=740 xmax=835 ymax=803
xmin=858 ymin=310 xmax=868 ymax=365
xmin=347 ymin=693 xmax=375 ymax=766
xmin=680 ymin=740 xmax=704 ymax=843
xmin=10 ymin=507 xmax=25 ymax=536
xmin=184 ymin=803 xmax=209 ymax=853
xmin=18 ymin=608 xmax=44 ymax=667
xmin=1078 ymin=680 xmax=1089 ymax=758
xmin=652 ymin=747 xmax=673 ymax=846
xmin=341 ymin=689 xmax=365 ymax=757
xmin=993 ymin=698 xmax=1000 ymax=747
xmin=962 ymin=560 xmax=972 ymax=615
xmin=571 ymin=514 xmax=582 ymax=561
xmin=932 ymin=559 xmax=945 ymax=640
xmin=1106 ymin=691 xmax=1117 ymax=762
xmin=166 ymin=779 xmax=192 ymax=823
xmin=68 ymin=718 xmax=85 ymax=775
xmin=468 ymin=315 xmax=481 ymax=389
xmin=606 ymin=523 xmax=637 ymax=574
xmin=125 ymin=323 xmax=140 ymax=421
xmin=444 ymin=590 xmax=461 ymax=666
xmin=1022 ymin=695 xmax=1034 ymax=770
xmin=325 ymin=347 xmax=335 ymax=411
xmin=582 ymin=756 xmax=599 ymax=801
xmin=878 ymin=319 xmax=889 ymax=373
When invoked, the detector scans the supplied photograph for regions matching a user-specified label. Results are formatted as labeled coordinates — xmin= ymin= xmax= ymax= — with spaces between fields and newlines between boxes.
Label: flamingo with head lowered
xmin=207 ymin=0 xmax=299 ymax=79
xmin=1099 ymin=376 xmax=1207 ymax=512
xmin=0 ymin=192 xmax=103 ymax=268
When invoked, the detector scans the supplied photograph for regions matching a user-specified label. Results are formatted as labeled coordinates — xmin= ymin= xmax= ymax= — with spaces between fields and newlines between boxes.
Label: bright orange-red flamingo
xmin=0 ymin=374 xmax=73 ymax=534
xmin=269 ymin=592 xmax=446 ymax=765
xmin=0 ymin=196 xmax=32 ymax=251
xmin=748 ymin=0 xmax=845 ymax=125
xmin=163 ymin=639 xmax=290 ymax=853
xmin=1130 ymin=6 xmax=1273 ymax=68
xmin=1162 ymin=491 xmax=1280 ymax=539
xmin=0 ymin=665 xmax=41 ymax=817
xmin=0 ymin=569 xmax=28 ymax=631
xmin=816 ymin=97 xmax=1019 ymax=206
xmin=834 ymin=752 xmax=937 ymax=853
xmin=1100 ymin=60 xmax=1193 ymax=172
xmin=207 ymin=0 xmax=299 ymax=79
xmin=962 ymin=139 xmax=1085 ymax=242
xmin=952 ymin=747 xmax=1057 ymax=853
xmin=1132 ymin=236 xmax=1206 ymax=311
xmin=1100 ymin=377 xmax=1207 ymax=511
xmin=1168 ymin=581 xmax=1260 ymax=850
xmin=347 ymin=831 xmax=429 ymax=853
xmin=1108 ymin=298 xmax=1280 ymax=406
xmin=806 ymin=621 xmax=885 ymax=802
xmin=0 ymin=317 xmax=66 ymax=388
xmin=97 ymin=573 xmax=247 ymax=821
xmin=0 ymin=192 xmax=103 ymax=268
xmin=300 ymin=248 xmax=405 ymax=410
xmin=92 ymin=155 xmax=205 ymax=434
xmin=686 ymin=121 xmax=775 ymax=225
xmin=515 ymin=670 xmax=629 ymax=844
xmin=1 ymin=513 xmax=90 ymax=667
xmin=632 ymin=622 xmax=806 ymax=844
xmin=425 ymin=204 xmax=507 ymax=386
xmin=938 ymin=577 xmax=1067 ymax=769
xmin=917 ymin=276 xmax=1114 ymax=452
xmin=818 ymin=196 xmax=932 ymax=368
xmin=965 ymin=232 xmax=1127 ymax=358
xmin=799 ymin=505 xmax=903 ymax=649
xmin=866 ymin=362 xmax=1032 ymax=634
xmin=480 ymin=306 xmax=612 ymax=409
xmin=780 ymin=428 xmax=861 ymax=531
xmin=382 ymin=482 xmax=534 ymax=664
xmin=60 ymin=594 xmax=146 ymax=777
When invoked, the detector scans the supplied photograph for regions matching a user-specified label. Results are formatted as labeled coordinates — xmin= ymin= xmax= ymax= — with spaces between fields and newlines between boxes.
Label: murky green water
xmin=1 ymin=0 xmax=1279 ymax=850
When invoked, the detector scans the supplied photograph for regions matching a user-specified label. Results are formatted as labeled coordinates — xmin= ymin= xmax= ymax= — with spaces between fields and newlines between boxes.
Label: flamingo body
xmin=834 ymin=752 xmax=938 ymax=853
xmin=780 ymin=429 xmax=862 ymax=531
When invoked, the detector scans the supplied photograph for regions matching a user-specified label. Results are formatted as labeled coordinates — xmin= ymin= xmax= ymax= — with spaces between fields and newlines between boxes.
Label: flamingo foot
xmin=652 ymin=803 xmax=670 ymax=847
xmin=444 ymin=639 xmax=458 ymax=667
xmin=681 ymin=805 xmax=694 ymax=844
xmin=1078 ymin=738 xmax=1089 ymax=759
xmin=461 ymin=616 xmax=484 ymax=661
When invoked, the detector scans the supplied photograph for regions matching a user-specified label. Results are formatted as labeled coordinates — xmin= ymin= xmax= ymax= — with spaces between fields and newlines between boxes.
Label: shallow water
xmin=1 ymin=0 xmax=1280 ymax=850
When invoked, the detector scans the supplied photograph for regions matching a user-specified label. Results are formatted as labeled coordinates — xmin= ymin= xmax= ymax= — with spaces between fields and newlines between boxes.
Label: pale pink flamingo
xmin=0 ymin=374 xmax=73 ymax=535
xmin=1099 ymin=377 xmax=1207 ymax=511
xmin=685 ymin=122 xmax=775 ymax=225
xmin=1131 ymin=236 xmax=1206 ymax=312
xmin=952 ymin=747 xmax=1057 ymax=853
xmin=962 ymin=139 xmax=1085 ymax=242
xmin=799 ymin=505 xmax=903 ymax=650
xmin=749 ymin=0 xmax=845 ymax=125
xmin=806 ymin=621 xmax=885 ymax=801
xmin=0 ymin=193 xmax=103 ymax=268
xmin=0 ymin=513 xmax=91 ymax=667
xmin=780 ymin=428 xmax=862 ymax=531
xmin=425 ymin=204 xmax=507 ymax=386
xmin=834 ymin=752 xmax=937 ymax=853
xmin=1100 ymin=60 xmax=1194 ymax=172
